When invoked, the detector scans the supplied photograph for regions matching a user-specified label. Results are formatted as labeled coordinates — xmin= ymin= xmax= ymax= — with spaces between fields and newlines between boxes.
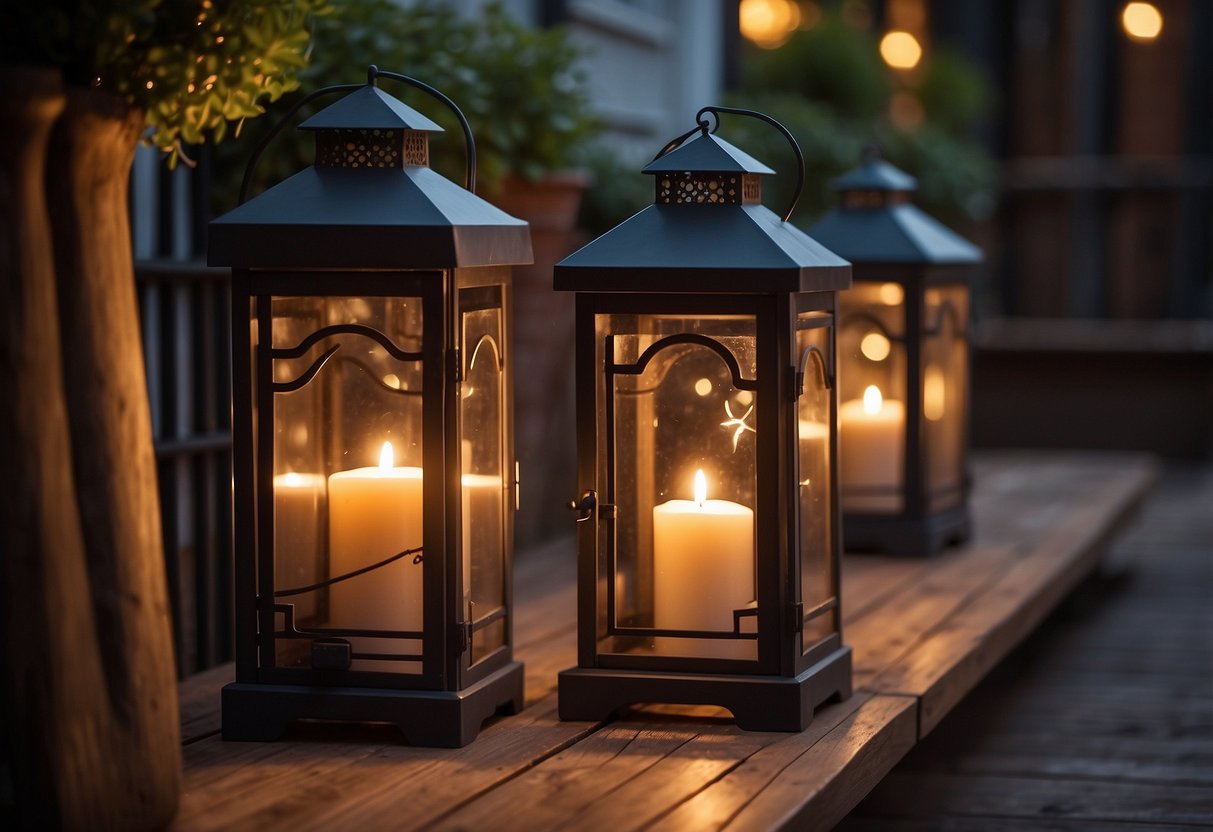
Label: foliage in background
xmin=0 ymin=0 xmax=331 ymax=166
xmin=737 ymin=10 xmax=996 ymax=228
xmin=212 ymin=0 xmax=596 ymax=212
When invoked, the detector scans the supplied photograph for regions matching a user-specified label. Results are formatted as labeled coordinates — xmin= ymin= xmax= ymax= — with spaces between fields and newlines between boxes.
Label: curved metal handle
xmin=238 ymin=65 xmax=478 ymax=204
xmin=649 ymin=105 xmax=805 ymax=223
xmin=239 ymin=81 xmax=363 ymax=204
xmin=566 ymin=490 xmax=597 ymax=523
xmin=370 ymin=66 xmax=477 ymax=192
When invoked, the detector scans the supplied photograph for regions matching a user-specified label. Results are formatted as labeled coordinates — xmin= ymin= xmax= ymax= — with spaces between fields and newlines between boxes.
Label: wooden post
xmin=15 ymin=84 xmax=182 ymax=828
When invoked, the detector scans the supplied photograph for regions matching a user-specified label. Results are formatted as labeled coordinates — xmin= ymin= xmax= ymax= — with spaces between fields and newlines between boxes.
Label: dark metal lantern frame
xmin=208 ymin=68 xmax=532 ymax=747
xmin=554 ymin=107 xmax=853 ymax=731
xmin=809 ymin=153 xmax=983 ymax=555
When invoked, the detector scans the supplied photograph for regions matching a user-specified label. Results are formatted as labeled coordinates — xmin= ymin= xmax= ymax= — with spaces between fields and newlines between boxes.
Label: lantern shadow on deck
xmin=208 ymin=68 xmax=531 ymax=747
xmin=810 ymin=153 xmax=983 ymax=555
xmin=554 ymin=108 xmax=853 ymax=731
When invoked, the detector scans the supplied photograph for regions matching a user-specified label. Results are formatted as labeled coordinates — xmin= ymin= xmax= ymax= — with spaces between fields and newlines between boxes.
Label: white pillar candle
xmin=839 ymin=385 xmax=905 ymax=512
xmin=328 ymin=441 xmax=424 ymax=670
xmin=273 ymin=472 xmax=326 ymax=621
xmin=653 ymin=470 xmax=754 ymax=659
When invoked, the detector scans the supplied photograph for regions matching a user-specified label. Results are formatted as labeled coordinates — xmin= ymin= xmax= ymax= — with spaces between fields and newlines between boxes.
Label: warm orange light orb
xmin=1121 ymin=2 xmax=1163 ymax=41
xmin=740 ymin=0 xmax=801 ymax=49
xmin=879 ymin=30 xmax=923 ymax=70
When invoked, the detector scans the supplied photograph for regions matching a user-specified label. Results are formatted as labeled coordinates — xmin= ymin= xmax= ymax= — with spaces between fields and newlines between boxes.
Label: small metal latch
xmin=788 ymin=602 xmax=804 ymax=634
xmin=567 ymin=490 xmax=597 ymax=522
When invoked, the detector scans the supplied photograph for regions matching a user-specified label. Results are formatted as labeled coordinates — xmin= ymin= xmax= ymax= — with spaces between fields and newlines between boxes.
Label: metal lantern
xmin=554 ymin=108 xmax=853 ymax=731
xmin=809 ymin=152 xmax=982 ymax=555
xmin=208 ymin=68 xmax=531 ymax=747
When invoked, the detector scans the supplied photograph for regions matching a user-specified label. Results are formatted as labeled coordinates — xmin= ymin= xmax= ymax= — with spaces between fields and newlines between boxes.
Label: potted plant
xmin=0 ymin=3 xmax=326 ymax=827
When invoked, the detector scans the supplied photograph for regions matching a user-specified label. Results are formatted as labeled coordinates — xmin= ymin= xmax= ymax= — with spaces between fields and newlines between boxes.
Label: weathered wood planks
xmin=172 ymin=451 xmax=1157 ymax=831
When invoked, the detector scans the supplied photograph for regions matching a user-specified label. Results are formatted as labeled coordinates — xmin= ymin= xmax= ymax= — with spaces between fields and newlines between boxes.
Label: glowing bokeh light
xmin=879 ymin=30 xmax=923 ymax=69
xmin=1121 ymin=2 xmax=1163 ymax=41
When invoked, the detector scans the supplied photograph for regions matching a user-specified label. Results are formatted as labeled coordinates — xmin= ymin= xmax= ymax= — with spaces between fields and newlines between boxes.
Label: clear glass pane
xmin=270 ymin=294 xmax=424 ymax=674
xmin=460 ymin=292 xmax=507 ymax=664
xmin=838 ymin=281 xmax=907 ymax=514
xmin=598 ymin=313 xmax=758 ymax=662
xmin=796 ymin=314 xmax=837 ymax=649
xmin=922 ymin=284 xmax=968 ymax=511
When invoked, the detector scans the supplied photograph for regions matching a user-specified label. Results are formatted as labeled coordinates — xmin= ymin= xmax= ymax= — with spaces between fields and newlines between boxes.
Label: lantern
xmin=809 ymin=152 xmax=982 ymax=554
xmin=554 ymin=108 xmax=853 ymax=731
xmin=208 ymin=68 xmax=531 ymax=747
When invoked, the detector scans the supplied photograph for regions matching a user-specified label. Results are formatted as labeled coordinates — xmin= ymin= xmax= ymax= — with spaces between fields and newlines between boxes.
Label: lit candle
xmin=328 ymin=441 xmax=424 ymax=668
xmin=653 ymin=470 xmax=754 ymax=659
xmin=273 ymin=472 xmax=326 ymax=621
xmin=839 ymin=385 xmax=905 ymax=512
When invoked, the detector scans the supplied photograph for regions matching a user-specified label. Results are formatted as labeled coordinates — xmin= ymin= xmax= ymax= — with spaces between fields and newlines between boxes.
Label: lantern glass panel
xmin=270 ymin=294 xmax=425 ymax=674
xmin=459 ymin=286 xmax=508 ymax=663
xmin=838 ymin=283 xmax=907 ymax=514
xmin=597 ymin=312 xmax=759 ymax=662
xmin=922 ymin=284 xmax=968 ymax=512
xmin=795 ymin=312 xmax=837 ymax=648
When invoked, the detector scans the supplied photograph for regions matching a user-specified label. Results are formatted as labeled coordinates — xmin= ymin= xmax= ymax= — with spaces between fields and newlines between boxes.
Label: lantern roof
xmin=829 ymin=156 xmax=917 ymax=192
xmin=208 ymin=82 xmax=531 ymax=270
xmin=808 ymin=157 xmax=981 ymax=266
xmin=641 ymin=132 xmax=775 ymax=175
xmin=298 ymin=84 xmax=445 ymax=132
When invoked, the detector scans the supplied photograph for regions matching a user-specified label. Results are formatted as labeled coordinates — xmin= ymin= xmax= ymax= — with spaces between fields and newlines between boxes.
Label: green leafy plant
xmin=1 ymin=0 xmax=330 ymax=165
xmin=210 ymin=0 xmax=595 ymax=210
xmin=737 ymin=9 xmax=997 ymax=227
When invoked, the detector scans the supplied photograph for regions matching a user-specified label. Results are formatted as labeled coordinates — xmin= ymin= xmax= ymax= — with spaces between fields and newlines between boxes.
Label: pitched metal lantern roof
xmin=209 ymin=82 xmax=532 ymax=270
xmin=555 ymin=131 xmax=850 ymax=293
xmin=808 ymin=156 xmax=981 ymax=266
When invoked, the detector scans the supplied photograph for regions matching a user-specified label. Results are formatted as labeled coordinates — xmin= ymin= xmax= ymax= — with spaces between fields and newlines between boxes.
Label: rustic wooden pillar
xmin=28 ymin=86 xmax=181 ymax=828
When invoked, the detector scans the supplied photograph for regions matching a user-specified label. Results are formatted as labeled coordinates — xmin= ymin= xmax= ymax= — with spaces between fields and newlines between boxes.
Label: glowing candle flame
xmin=378 ymin=441 xmax=394 ymax=470
xmin=863 ymin=385 xmax=883 ymax=415
xmin=281 ymin=472 xmax=304 ymax=487
xmin=693 ymin=469 xmax=707 ymax=508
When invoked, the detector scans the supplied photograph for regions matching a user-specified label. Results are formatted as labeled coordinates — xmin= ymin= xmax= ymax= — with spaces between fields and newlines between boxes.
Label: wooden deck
xmin=173 ymin=452 xmax=1157 ymax=831
xmin=839 ymin=463 xmax=1213 ymax=830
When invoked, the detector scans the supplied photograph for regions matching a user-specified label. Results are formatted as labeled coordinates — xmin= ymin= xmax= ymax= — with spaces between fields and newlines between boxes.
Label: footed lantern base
xmin=222 ymin=660 xmax=524 ymax=748
xmin=557 ymin=646 xmax=852 ymax=732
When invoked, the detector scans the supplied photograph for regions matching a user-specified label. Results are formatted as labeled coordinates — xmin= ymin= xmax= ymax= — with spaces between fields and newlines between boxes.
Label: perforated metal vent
xmin=403 ymin=130 xmax=429 ymax=166
xmin=655 ymin=173 xmax=762 ymax=205
xmin=315 ymin=129 xmax=404 ymax=168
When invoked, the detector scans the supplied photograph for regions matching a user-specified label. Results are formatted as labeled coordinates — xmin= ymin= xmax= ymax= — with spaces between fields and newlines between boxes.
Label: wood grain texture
xmin=840 ymin=465 xmax=1211 ymax=831
xmin=171 ymin=452 xmax=1157 ymax=831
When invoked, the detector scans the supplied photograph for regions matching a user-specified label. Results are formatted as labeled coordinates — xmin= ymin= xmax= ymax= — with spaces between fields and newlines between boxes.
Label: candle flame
xmin=693 ymin=469 xmax=707 ymax=508
xmin=282 ymin=472 xmax=303 ymax=487
xmin=863 ymin=385 xmax=883 ymax=415
xmin=379 ymin=441 xmax=394 ymax=470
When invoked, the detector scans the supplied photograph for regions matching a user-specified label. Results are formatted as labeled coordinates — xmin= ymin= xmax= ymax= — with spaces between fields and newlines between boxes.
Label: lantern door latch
xmin=567 ymin=490 xmax=597 ymax=522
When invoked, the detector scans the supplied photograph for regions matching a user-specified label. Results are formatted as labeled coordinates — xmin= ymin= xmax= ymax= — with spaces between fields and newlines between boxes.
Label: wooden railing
xmin=136 ymin=258 xmax=233 ymax=676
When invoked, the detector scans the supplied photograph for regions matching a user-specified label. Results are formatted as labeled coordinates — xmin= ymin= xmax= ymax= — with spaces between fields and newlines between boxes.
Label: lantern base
xmin=557 ymin=645 xmax=851 ymax=731
xmin=221 ymin=660 xmax=524 ymax=748
xmin=843 ymin=504 xmax=971 ymax=556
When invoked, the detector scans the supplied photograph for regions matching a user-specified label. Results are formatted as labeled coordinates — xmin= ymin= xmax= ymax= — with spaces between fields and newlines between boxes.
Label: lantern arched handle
xmin=239 ymin=82 xmax=363 ymax=204
xmin=370 ymin=67 xmax=477 ymax=192
xmin=650 ymin=106 xmax=805 ymax=223
xmin=238 ymin=66 xmax=478 ymax=204
xmin=697 ymin=106 xmax=805 ymax=223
